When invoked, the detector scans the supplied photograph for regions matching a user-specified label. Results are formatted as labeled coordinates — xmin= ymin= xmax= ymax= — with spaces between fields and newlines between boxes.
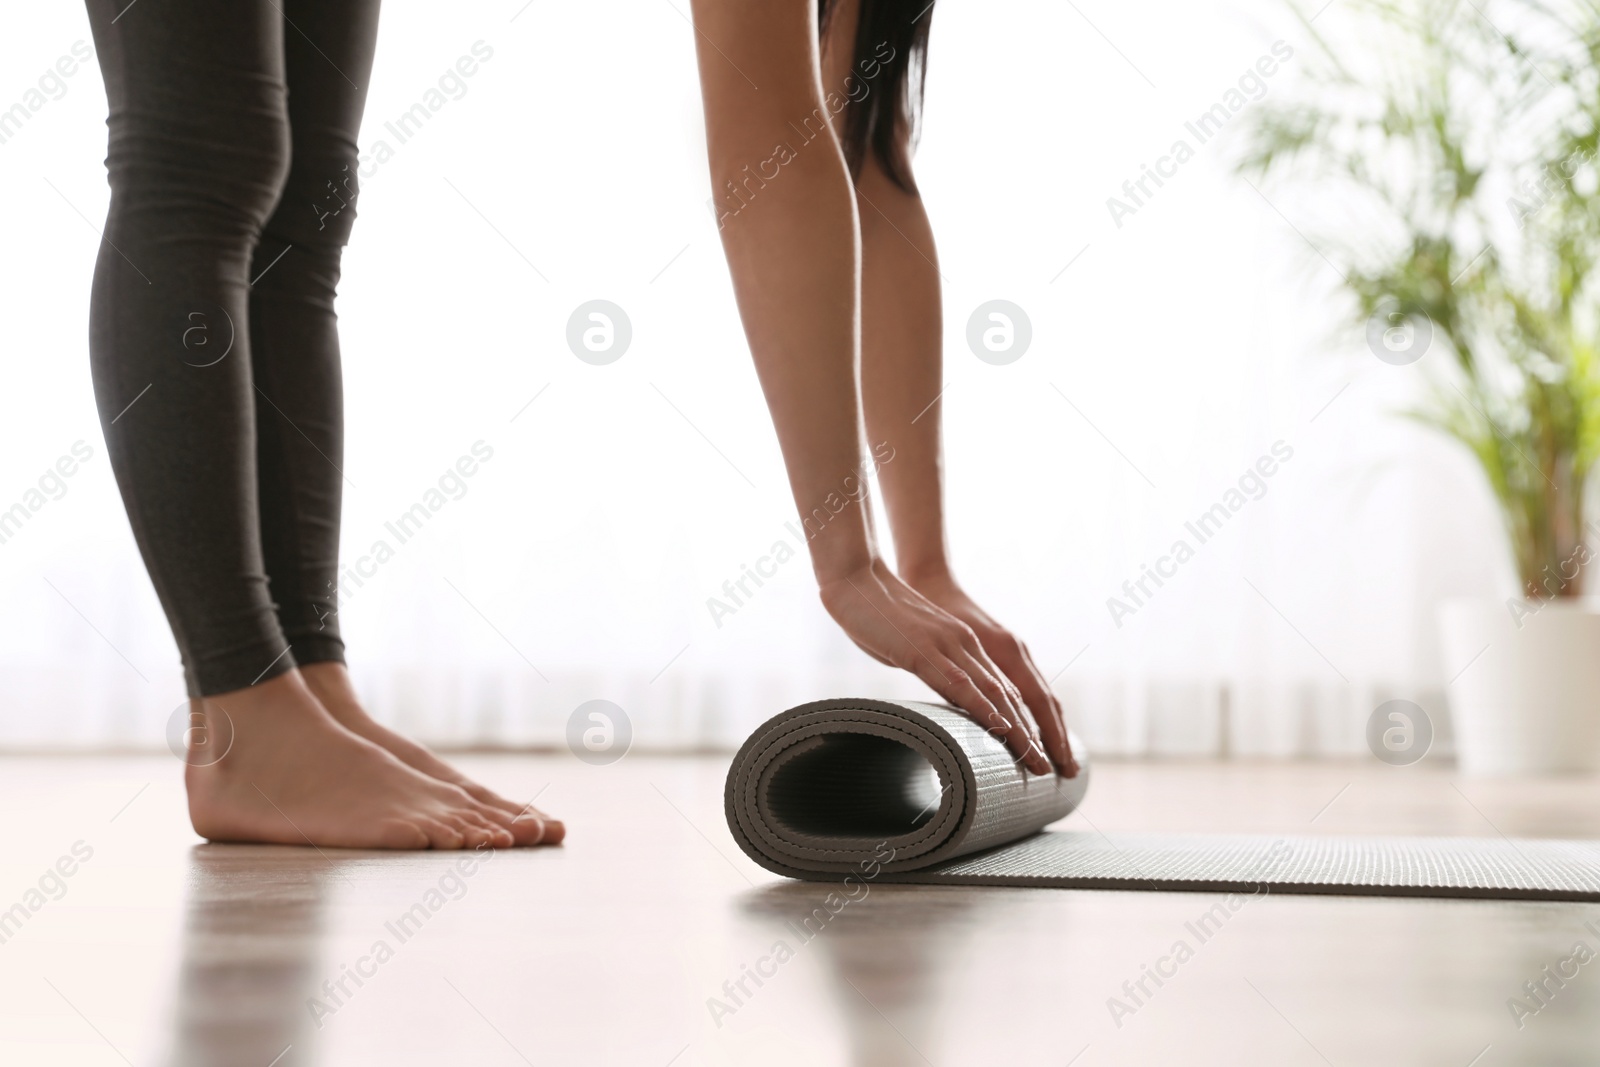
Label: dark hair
xmin=818 ymin=0 xmax=934 ymax=193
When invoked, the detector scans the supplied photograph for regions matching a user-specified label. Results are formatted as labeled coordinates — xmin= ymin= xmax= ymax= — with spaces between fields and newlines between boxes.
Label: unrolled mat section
xmin=724 ymin=698 xmax=1600 ymax=901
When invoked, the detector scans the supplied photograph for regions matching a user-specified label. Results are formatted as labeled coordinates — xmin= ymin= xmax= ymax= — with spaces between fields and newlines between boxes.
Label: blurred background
xmin=0 ymin=0 xmax=1520 ymax=758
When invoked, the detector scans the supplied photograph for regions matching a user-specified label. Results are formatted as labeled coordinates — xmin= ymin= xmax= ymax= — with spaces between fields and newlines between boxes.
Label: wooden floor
xmin=2 ymin=753 xmax=1598 ymax=1066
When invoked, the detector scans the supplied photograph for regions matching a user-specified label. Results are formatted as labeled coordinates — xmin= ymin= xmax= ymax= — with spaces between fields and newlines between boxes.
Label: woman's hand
xmin=903 ymin=569 xmax=1080 ymax=778
xmin=818 ymin=559 xmax=1054 ymax=776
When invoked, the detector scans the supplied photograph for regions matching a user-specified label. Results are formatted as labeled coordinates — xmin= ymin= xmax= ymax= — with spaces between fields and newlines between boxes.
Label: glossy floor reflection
xmin=2 ymin=753 xmax=1598 ymax=1065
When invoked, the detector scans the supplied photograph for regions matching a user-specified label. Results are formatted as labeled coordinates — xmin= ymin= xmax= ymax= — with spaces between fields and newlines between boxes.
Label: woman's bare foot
xmin=299 ymin=662 xmax=564 ymax=845
xmin=185 ymin=671 xmax=549 ymax=849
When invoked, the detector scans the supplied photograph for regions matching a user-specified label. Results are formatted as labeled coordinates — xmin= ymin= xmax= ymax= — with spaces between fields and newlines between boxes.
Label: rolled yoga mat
xmin=725 ymin=698 xmax=1600 ymax=902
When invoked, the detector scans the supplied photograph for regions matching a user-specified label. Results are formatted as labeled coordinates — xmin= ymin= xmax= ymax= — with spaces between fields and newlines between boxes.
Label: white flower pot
xmin=1439 ymin=597 xmax=1600 ymax=775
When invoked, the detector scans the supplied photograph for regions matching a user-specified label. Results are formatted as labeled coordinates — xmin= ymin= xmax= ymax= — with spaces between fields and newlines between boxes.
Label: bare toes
xmin=465 ymin=816 xmax=513 ymax=849
xmin=470 ymin=797 xmax=562 ymax=846
xmin=470 ymin=800 xmax=516 ymax=828
xmin=416 ymin=816 xmax=466 ymax=850
xmin=522 ymin=813 xmax=564 ymax=846
xmin=497 ymin=814 xmax=539 ymax=846
xmin=451 ymin=791 xmax=557 ymax=848
xmin=375 ymin=819 xmax=430 ymax=850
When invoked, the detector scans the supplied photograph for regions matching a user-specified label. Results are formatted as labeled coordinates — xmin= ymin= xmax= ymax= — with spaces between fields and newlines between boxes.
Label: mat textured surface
xmin=726 ymin=698 xmax=1600 ymax=901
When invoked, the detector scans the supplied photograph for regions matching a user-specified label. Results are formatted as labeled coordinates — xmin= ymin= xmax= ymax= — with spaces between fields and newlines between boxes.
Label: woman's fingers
xmin=908 ymin=656 xmax=1005 ymax=738
xmin=908 ymin=652 xmax=1047 ymax=774
xmin=889 ymin=617 xmax=1049 ymax=777
xmin=940 ymin=642 xmax=1051 ymax=775
xmin=955 ymin=627 xmax=1039 ymax=746
xmin=904 ymin=574 xmax=1081 ymax=779
xmin=984 ymin=634 xmax=1079 ymax=777
xmin=820 ymin=568 xmax=1049 ymax=773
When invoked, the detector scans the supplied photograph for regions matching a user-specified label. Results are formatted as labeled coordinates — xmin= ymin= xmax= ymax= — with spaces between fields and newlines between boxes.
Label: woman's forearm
xmin=690 ymin=0 xmax=876 ymax=583
xmin=855 ymin=157 xmax=952 ymax=583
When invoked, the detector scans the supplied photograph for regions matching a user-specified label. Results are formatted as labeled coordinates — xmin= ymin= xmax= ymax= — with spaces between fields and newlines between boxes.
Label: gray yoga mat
xmin=725 ymin=698 xmax=1600 ymax=902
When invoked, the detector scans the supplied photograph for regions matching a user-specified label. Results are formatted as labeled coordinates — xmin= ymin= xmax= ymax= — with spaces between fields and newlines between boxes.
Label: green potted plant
xmin=1239 ymin=0 xmax=1600 ymax=772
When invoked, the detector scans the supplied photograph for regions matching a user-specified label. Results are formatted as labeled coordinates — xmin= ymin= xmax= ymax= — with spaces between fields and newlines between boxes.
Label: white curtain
xmin=0 ymin=0 xmax=1519 ymax=754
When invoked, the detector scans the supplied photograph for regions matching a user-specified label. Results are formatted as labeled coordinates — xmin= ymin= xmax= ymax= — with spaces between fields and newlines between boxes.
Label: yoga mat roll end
xmin=725 ymin=698 xmax=1088 ymax=880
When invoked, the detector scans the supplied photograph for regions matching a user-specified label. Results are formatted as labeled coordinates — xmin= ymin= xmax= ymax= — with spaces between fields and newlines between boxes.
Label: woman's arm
xmin=854 ymin=158 xmax=1077 ymax=776
xmin=825 ymin=1 xmax=1078 ymax=775
xmin=689 ymin=0 xmax=1049 ymax=775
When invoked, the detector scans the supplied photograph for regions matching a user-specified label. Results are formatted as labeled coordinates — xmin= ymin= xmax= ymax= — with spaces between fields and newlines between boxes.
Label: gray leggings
xmin=85 ymin=0 xmax=381 ymax=696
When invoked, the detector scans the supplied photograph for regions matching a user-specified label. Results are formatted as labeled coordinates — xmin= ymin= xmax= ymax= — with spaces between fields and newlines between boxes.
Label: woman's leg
xmin=240 ymin=0 xmax=558 ymax=834
xmin=84 ymin=0 xmax=541 ymax=847
xmin=248 ymin=0 xmax=380 ymax=674
xmin=87 ymin=0 xmax=293 ymax=695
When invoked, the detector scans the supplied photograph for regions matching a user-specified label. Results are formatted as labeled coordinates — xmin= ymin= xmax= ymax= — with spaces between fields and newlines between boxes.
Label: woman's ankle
xmin=298 ymin=660 xmax=360 ymax=709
